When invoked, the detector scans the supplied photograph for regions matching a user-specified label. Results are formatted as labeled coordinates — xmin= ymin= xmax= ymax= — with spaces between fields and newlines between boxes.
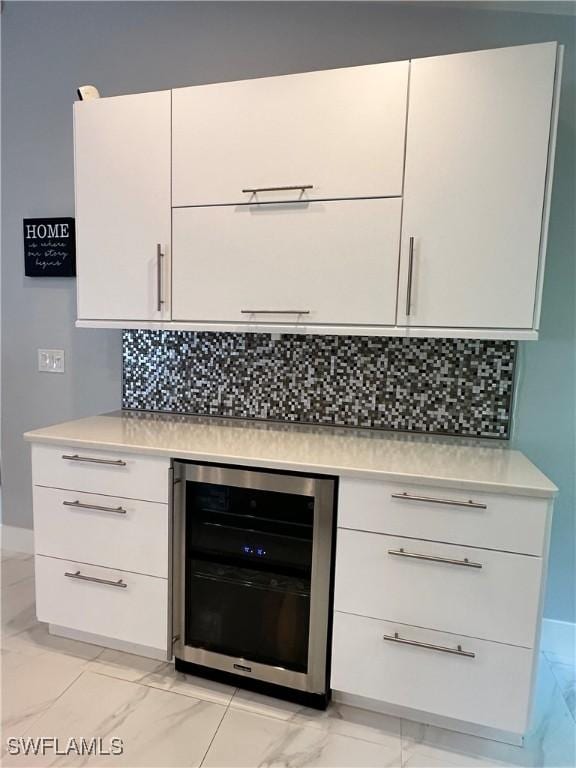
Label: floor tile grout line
xmin=86 ymin=666 xmax=235 ymax=708
xmin=198 ymin=695 xmax=406 ymax=765
xmin=542 ymin=653 xmax=576 ymax=724
xmin=7 ymin=665 xmax=88 ymax=745
xmin=199 ymin=689 xmax=238 ymax=767
xmin=218 ymin=693 xmax=404 ymax=751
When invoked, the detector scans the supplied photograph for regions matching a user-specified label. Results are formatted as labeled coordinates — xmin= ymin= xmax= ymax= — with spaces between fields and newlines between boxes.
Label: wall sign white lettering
xmin=23 ymin=217 xmax=76 ymax=277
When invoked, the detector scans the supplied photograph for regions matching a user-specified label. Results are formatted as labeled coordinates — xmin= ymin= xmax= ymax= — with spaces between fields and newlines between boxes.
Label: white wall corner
xmin=540 ymin=618 xmax=576 ymax=665
xmin=1 ymin=524 xmax=34 ymax=555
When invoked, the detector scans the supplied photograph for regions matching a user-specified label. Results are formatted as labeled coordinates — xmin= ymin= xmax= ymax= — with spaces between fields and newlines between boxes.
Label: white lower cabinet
xmin=35 ymin=555 xmax=168 ymax=653
xmin=331 ymin=611 xmax=533 ymax=735
xmin=337 ymin=477 xmax=549 ymax=556
xmin=28 ymin=434 xmax=551 ymax=739
xmin=32 ymin=443 xmax=170 ymax=503
xmin=33 ymin=486 xmax=169 ymax=578
xmin=30 ymin=445 xmax=170 ymax=659
xmin=332 ymin=478 xmax=552 ymax=740
xmin=335 ymin=528 xmax=542 ymax=647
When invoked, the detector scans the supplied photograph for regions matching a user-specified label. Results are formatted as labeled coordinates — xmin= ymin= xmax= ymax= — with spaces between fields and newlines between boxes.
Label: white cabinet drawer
xmin=172 ymin=198 xmax=402 ymax=326
xmin=172 ymin=61 xmax=409 ymax=206
xmin=338 ymin=478 xmax=549 ymax=556
xmin=33 ymin=486 xmax=168 ymax=578
xmin=35 ymin=555 xmax=168 ymax=653
xmin=331 ymin=611 xmax=533 ymax=735
xmin=335 ymin=529 xmax=542 ymax=647
xmin=32 ymin=443 xmax=170 ymax=503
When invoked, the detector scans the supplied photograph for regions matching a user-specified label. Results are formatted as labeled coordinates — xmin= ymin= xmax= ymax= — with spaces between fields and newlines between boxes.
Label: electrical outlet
xmin=38 ymin=349 xmax=65 ymax=374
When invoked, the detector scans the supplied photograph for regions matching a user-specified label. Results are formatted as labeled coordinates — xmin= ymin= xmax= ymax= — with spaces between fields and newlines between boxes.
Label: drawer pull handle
xmin=383 ymin=632 xmax=475 ymax=658
xmin=62 ymin=454 xmax=127 ymax=467
xmin=63 ymin=500 xmax=127 ymax=515
xmin=240 ymin=310 xmax=311 ymax=315
xmin=391 ymin=492 xmax=486 ymax=509
xmin=388 ymin=548 xmax=483 ymax=569
xmin=64 ymin=570 xmax=127 ymax=588
xmin=241 ymin=184 xmax=313 ymax=194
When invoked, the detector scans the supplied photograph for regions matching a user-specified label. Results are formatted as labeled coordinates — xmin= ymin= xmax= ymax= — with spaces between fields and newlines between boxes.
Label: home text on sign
xmin=23 ymin=217 xmax=76 ymax=277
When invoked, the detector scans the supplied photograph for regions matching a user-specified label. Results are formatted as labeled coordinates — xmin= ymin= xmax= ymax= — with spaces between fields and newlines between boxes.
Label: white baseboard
xmin=49 ymin=625 xmax=169 ymax=661
xmin=540 ymin=618 xmax=576 ymax=664
xmin=333 ymin=691 xmax=523 ymax=745
xmin=1 ymin=524 xmax=34 ymax=554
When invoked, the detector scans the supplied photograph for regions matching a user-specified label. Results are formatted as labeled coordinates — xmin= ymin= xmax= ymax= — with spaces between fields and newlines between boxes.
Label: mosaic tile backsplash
xmin=122 ymin=331 xmax=516 ymax=439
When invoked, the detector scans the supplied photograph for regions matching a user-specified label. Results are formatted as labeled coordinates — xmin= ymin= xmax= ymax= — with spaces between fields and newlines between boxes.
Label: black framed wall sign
xmin=23 ymin=218 xmax=76 ymax=277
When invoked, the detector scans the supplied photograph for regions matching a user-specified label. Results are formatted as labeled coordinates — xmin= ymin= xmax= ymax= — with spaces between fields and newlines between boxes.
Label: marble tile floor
xmin=1 ymin=550 xmax=574 ymax=767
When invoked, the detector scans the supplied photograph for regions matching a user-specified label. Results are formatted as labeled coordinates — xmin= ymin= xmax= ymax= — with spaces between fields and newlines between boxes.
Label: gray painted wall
xmin=2 ymin=2 xmax=574 ymax=623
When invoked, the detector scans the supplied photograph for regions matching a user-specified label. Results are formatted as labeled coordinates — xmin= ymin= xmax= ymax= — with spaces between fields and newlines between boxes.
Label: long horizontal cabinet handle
xmin=388 ymin=547 xmax=483 ymax=569
xmin=61 ymin=454 xmax=127 ymax=467
xmin=64 ymin=570 xmax=127 ymax=589
xmin=391 ymin=491 xmax=487 ymax=509
xmin=241 ymin=184 xmax=313 ymax=193
xmin=383 ymin=631 xmax=475 ymax=658
xmin=241 ymin=309 xmax=311 ymax=315
xmin=63 ymin=500 xmax=127 ymax=515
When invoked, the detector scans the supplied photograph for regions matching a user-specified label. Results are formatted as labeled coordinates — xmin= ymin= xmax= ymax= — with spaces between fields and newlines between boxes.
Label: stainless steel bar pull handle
xmin=241 ymin=184 xmax=313 ymax=194
xmin=406 ymin=236 xmax=415 ymax=316
xmin=241 ymin=310 xmax=311 ymax=315
xmin=383 ymin=632 xmax=475 ymax=658
xmin=156 ymin=244 xmax=164 ymax=313
xmin=388 ymin=547 xmax=483 ymax=569
xmin=63 ymin=500 xmax=127 ymax=515
xmin=391 ymin=491 xmax=487 ymax=509
xmin=61 ymin=454 xmax=127 ymax=467
xmin=65 ymin=570 xmax=127 ymax=589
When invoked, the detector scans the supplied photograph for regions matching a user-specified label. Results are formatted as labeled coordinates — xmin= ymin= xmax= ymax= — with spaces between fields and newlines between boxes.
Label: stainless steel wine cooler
xmin=172 ymin=461 xmax=336 ymax=708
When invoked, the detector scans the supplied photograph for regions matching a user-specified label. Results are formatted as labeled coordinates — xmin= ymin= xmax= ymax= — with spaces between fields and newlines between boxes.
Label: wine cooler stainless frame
xmin=172 ymin=462 xmax=336 ymax=695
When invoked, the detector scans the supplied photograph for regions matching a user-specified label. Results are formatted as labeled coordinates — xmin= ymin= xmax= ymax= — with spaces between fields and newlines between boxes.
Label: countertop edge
xmin=23 ymin=431 xmax=558 ymax=499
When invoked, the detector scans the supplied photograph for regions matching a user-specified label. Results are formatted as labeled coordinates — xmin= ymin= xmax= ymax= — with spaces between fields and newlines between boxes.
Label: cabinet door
xmin=172 ymin=199 xmax=401 ymax=326
xmin=74 ymin=91 xmax=171 ymax=321
xmin=399 ymin=42 xmax=558 ymax=329
xmin=172 ymin=62 xmax=409 ymax=206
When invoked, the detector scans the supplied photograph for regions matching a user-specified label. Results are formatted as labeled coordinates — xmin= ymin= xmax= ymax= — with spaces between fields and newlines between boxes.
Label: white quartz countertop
xmin=24 ymin=411 xmax=557 ymax=498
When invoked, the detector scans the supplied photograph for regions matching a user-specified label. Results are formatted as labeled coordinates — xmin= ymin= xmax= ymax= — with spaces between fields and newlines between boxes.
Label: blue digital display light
xmin=242 ymin=545 xmax=267 ymax=557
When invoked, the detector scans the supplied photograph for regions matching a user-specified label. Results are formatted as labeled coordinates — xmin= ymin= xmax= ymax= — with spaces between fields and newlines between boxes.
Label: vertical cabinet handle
xmin=406 ymin=236 xmax=415 ymax=316
xmin=157 ymin=244 xmax=164 ymax=313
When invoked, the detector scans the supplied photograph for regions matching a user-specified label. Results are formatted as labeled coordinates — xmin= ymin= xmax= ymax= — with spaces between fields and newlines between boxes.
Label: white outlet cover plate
xmin=38 ymin=349 xmax=65 ymax=373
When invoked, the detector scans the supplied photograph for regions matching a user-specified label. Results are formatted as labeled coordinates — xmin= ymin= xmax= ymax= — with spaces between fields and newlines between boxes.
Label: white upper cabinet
xmin=74 ymin=91 xmax=171 ymax=321
xmin=172 ymin=198 xmax=402 ymax=326
xmin=73 ymin=43 xmax=561 ymax=337
xmin=398 ymin=42 xmax=559 ymax=330
xmin=172 ymin=62 xmax=409 ymax=206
